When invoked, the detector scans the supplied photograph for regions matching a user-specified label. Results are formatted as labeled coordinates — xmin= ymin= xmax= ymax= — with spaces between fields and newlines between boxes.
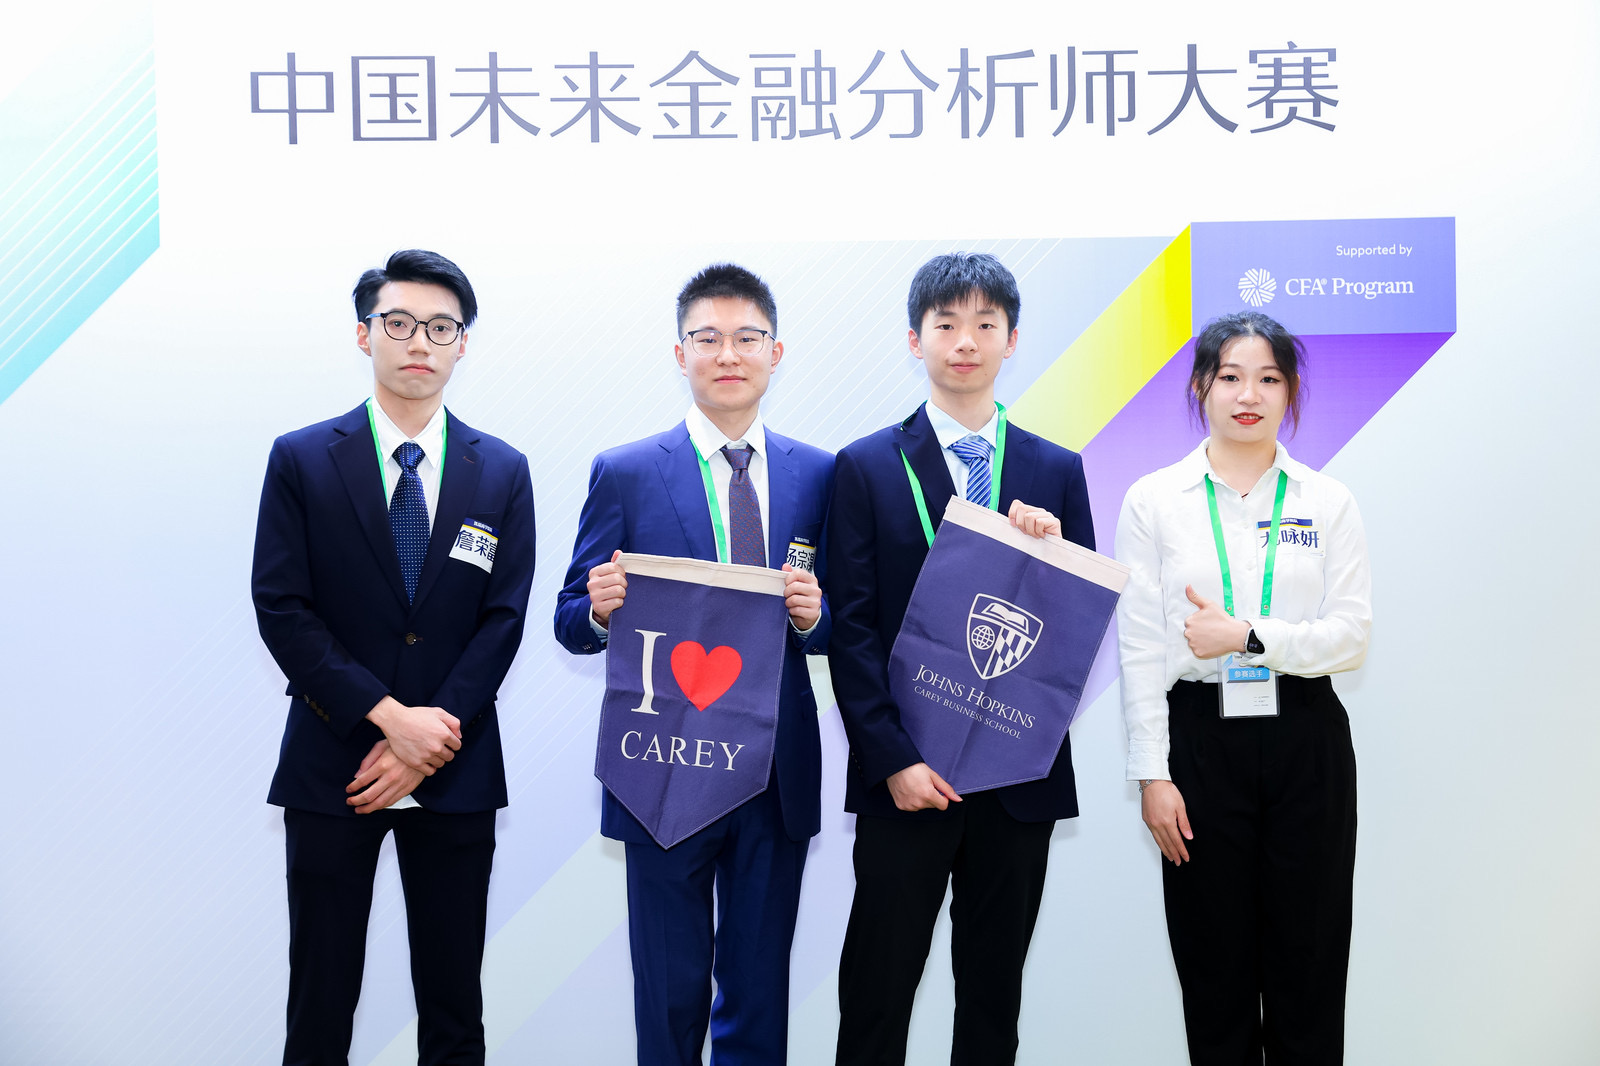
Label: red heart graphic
xmin=670 ymin=642 xmax=742 ymax=711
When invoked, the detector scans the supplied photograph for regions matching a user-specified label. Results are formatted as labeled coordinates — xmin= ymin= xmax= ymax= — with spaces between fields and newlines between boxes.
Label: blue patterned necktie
xmin=949 ymin=434 xmax=994 ymax=507
xmin=720 ymin=444 xmax=766 ymax=567
xmin=390 ymin=441 xmax=430 ymax=602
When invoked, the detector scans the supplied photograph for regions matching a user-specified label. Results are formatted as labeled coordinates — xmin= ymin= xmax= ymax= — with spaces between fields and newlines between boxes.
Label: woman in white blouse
xmin=1115 ymin=312 xmax=1371 ymax=1065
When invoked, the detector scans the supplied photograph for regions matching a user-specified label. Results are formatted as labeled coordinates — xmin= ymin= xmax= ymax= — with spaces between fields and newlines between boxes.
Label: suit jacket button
xmin=405 ymin=632 xmax=418 ymax=645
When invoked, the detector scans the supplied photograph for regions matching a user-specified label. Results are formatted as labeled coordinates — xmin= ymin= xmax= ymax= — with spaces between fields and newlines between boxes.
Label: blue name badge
xmin=1218 ymin=654 xmax=1279 ymax=719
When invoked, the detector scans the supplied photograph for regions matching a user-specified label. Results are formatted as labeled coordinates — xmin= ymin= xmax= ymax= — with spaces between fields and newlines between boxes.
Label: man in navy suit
xmin=252 ymin=249 xmax=536 ymax=1066
xmin=554 ymin=263 xmax=832 ymax=1066
xmin=827 ymin=253 xmax=1094 ymax=1066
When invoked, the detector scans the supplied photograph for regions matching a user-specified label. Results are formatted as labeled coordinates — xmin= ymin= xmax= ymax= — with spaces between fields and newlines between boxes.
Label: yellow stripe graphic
xmin=1008 ymin=228 xmax=1193 ymax=451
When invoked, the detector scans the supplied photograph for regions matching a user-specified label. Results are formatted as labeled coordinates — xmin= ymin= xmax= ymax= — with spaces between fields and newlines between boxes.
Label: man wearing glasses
xmin=252 ymin=249 xmax=536 ymax=1066
xmin=554 ymin=263 xmax=832 ymax=1065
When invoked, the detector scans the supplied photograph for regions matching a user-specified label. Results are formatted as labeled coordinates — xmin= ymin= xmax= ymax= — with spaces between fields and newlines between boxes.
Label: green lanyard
xmin=899 ymin=403 xmax=1008 ymax=548
xmin=1204 ymin=469 xmax=1288 ymax=618
xmin=366 ymin=398 xmax=447 ymax=501
xmin=689 ymin=437 xmax=733 ymax=565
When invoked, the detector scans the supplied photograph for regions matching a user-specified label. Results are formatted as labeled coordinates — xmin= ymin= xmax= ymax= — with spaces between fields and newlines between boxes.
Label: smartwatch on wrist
xmin=1245 ymin=627 xmax=1265 ymax=655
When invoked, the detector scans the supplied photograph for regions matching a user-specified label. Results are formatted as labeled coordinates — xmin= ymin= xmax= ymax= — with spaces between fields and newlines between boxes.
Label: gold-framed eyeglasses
xmin=682 ymin=328 xmax=773 ymax=358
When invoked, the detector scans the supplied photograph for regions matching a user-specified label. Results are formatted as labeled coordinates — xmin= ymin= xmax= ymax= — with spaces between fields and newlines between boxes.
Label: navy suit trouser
xmin=624 ymin=782 xmax=808 ymax=1066
xmin=283 ymin=806 xmax=497 ymax=1066
xmin=835 ymin=791 xmax=1054 ymax=1066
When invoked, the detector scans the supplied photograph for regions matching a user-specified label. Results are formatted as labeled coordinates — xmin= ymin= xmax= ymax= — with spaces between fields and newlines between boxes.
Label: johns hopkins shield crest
xmin=890 ymin=500 xmax=1129 ymax=794
xmin=967 ymin=594 xmax=1042 ymax=680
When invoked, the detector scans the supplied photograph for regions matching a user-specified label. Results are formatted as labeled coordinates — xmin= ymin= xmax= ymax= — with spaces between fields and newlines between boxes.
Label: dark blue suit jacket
xmin=253 ymin=403 xmax=537 ymax=816
xmin=554 ymin=421 xmax=833 ymax=845
xmin=826 ymin=404 xmax=1094 ymax=823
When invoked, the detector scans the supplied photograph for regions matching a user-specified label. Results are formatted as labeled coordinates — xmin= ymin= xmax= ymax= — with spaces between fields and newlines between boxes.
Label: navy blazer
xmin=554 ymin=421 xmax=834 ymax=844
xmin=252 ymin=403 xmax=537 ymax=816
xmin=826 ymin=404 xmax=1094 ymax=823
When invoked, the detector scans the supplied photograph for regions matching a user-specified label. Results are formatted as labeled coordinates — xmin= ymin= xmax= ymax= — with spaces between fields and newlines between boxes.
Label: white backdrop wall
xmin=2 ymin=2 xmax=1597 ymax=1064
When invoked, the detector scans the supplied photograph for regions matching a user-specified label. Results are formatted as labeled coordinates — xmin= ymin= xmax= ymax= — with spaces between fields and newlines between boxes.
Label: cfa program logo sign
xmin=1238 ymin=268 xmax=1277 ymax=307
xmin=1239 ymin=263 xmax=1417 ymax=306
xmin=967 ymin=594 xmax=1043 ymax=680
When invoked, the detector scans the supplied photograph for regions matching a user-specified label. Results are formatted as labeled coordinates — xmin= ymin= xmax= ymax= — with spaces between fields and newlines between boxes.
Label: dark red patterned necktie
xmin=720 ymin=444 xmax=765 ymax=567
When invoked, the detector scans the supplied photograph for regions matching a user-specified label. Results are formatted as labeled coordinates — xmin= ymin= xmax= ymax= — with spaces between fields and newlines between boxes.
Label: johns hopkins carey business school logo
xmin=1238 ymin=268 xmax=1277 ymax=307
xmin=967 ymin=594 xmax=1043 ymax=680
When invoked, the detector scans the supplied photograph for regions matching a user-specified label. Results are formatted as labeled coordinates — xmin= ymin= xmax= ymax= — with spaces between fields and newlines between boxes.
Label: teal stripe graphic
xmin=0 ymin=23 xmax=158 ymax=406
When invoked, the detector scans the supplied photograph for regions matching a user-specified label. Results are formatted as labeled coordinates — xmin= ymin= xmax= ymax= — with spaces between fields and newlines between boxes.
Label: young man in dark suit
xmin=827 ymin=252 xmax=1094 ymax=1066
xmin=554 ymin=263 xmax=832 ymax=1065
xmin=252 ymin=249 xmax=536 ymax=1066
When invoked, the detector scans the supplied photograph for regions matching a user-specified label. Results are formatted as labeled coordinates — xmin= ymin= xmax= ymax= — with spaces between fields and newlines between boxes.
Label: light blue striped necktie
xmin=390 ymin=441 xmax=430 ymax=602
xmin=949 ymin=434 xmax=994 ymax=507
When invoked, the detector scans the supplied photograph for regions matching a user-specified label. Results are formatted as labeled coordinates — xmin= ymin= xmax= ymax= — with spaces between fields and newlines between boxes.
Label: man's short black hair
xmin=676 ymin=263 xmax=778 ymax=336
xmin=907 ymin=252 xmax=1021 ymax=334
xmin=352 ymin=249 xmax=479 ymax=327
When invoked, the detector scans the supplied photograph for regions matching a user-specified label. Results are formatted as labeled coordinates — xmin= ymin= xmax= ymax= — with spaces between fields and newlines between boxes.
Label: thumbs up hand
xmin=1183 ymin=584 xmax=1253 ymax=660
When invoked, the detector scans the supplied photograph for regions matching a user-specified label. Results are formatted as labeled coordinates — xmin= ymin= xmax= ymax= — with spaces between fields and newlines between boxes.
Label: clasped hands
xmin=347 ymin=695 xmax=462 ymax=814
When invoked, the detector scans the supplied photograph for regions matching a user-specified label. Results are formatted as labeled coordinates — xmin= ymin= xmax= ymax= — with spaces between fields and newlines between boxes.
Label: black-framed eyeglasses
xmin=366 ymin=311 xmax=465 ymax=346
xmin=681 ymin=328 xmax=774 ymax=358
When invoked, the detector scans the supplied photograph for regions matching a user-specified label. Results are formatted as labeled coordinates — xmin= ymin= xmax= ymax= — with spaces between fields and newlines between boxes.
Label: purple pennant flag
xmin=889 ymin=499 xmax=1130 ymax=794
xmin=596 ymin=554 xmax=787 ymax=848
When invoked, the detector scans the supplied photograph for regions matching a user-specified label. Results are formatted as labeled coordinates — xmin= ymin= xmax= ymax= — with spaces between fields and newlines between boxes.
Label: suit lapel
xmin=764 ymin=430 xmax=795 ymax=569
xmin=995 ymin=424 xmax=1037 ymax=512
xmin=330 ymin=404 xmax=409 ymax=608
xmin=412 ymin=409 xmax=483 ymax=611
xmin=896 ymin=404 xmax=960 ymax=534
xmin=656 ymin=423 xmax=719 ymax=562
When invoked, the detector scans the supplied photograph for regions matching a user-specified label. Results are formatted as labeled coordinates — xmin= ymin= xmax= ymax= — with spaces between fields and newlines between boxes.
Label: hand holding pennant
xmin=888 ymin=498 xmax=1131 ymax=795
xmin=595 ymin=553 xmax=788 ymax=848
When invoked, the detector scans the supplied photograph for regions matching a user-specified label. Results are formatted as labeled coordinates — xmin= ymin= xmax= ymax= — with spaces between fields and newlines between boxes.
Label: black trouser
xmin=1163 ymin=676 xmax=1358 ymax=1066
xmin=283 ymin=806 xmax=497 ymax=1066
xmin=835 ymin=790 xmax=1054 ymax=1066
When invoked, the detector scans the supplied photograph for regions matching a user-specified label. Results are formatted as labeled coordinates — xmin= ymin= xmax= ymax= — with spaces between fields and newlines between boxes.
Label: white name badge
xmin=785 ymin=537 xmax=817 ymax=573
xmin=449 ymin=519 xmax=499 ymax=574
xmin=1218 ymin=655 xmax=1279 ymax=719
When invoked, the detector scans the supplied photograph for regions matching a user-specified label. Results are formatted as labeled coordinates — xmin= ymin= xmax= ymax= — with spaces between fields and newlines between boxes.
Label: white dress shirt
xmin=683 ymin=403 xmax=773 ymax=555
xmin=589 ymin=406 xmax=814 ymax=639
xmin=366 ymin=397 xmax=448 ymax=809
xmin=1115 ymin=440 xmax=1372 ymax=781
xmin=368 ymin=397 xmax=446 ymax=521
xmin=924 ymin=400 xmax=1000 ymax=500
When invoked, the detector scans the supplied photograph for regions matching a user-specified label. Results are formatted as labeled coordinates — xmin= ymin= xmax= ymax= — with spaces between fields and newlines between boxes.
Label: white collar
xmin=685 ymin=404 xmax=767 ymax=460
xmin=1176 ymin=438 xmax=1314 ymax=492
xmin=925 ymin=399 xmax=1000 ymax=451
xmin=369 ymin=398 xmax=447 ymax=464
